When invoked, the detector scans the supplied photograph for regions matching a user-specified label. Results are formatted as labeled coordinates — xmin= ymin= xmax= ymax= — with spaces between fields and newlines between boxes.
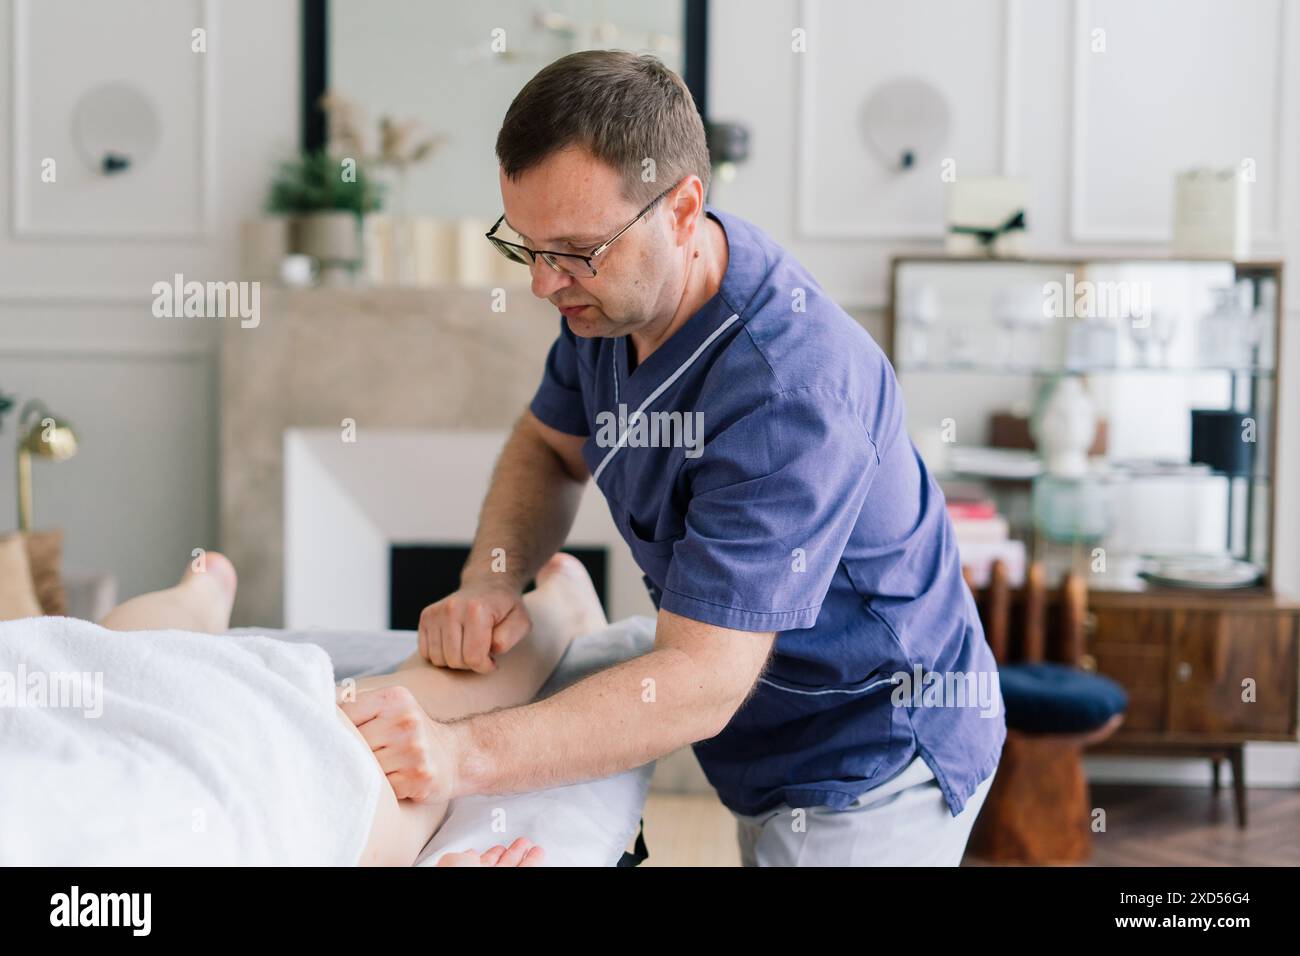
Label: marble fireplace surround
xmin=218 ymin=286 xmax=646 ymax=628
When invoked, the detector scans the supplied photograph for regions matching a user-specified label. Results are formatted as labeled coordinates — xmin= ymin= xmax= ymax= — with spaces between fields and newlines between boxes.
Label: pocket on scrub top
xmin=620 ymin=510 xmax=680 ymax=582
xmin=737 ymin=669 xmax=899 ymax=785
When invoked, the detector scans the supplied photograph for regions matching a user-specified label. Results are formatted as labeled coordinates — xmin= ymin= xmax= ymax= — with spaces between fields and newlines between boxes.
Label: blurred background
xmin=1 ymin=0 xmax=1297 ymax=865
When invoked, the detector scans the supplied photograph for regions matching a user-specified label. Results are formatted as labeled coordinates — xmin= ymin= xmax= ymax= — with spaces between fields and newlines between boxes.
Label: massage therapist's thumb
xmin=489 ymin=600 xmax=532 ymax=658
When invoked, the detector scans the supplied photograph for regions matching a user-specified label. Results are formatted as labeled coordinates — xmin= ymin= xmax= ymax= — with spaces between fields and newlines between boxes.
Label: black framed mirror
xmin=301 ymin=0 xmax=709 ymax=154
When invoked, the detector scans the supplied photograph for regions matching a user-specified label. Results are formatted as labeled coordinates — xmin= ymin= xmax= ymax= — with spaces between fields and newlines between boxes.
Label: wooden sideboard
xmin=1083 ymin=587 xmax=1300 ymax=825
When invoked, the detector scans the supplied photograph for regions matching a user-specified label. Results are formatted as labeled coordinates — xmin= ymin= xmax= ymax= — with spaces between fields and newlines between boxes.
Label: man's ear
xmin=668 ymin=175 xmax=706 ymax=248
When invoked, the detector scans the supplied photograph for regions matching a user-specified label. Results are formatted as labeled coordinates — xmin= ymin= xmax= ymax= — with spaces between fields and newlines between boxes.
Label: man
xmin=353 ymin=50 xmax=1004 ymax=866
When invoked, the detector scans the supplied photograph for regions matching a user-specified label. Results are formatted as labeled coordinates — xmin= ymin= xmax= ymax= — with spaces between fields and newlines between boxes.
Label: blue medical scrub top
xmin=529 ymin=205 xmax=1005 ymax=817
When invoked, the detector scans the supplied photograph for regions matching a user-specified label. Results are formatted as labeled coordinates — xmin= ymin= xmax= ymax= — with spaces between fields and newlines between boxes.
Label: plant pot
xmin=296 ymin=211 xmax=361 ymax=267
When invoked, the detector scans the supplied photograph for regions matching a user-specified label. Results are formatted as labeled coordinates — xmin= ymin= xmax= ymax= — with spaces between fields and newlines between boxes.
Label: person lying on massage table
xmin=25 ymin=549 xmax=609 ymax=866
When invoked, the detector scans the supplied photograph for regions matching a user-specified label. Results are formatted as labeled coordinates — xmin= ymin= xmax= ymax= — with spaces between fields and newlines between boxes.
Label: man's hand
xmin=418 ymin=582 xmax=532 ymax=673
xmin=339 ymin=686 xmax=458 ymax=804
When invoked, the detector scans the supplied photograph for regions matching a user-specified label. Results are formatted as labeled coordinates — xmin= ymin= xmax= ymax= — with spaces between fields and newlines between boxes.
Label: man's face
xmin=498 ymin=146 xmax=685 ymax=339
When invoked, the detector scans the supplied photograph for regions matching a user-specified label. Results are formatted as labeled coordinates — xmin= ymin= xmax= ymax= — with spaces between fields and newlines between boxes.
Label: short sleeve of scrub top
xmin=529 ymin=318 xmax=589 ymax=437
xmin=660 ymin=385 xmax=879 ymax=634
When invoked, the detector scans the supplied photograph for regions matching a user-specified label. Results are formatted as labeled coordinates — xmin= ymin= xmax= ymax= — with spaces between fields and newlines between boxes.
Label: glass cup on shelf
xmin=901 ymin=284 xmax=939 ymax=368
xmin=992 ymin=285 xmax=1049 ymax=371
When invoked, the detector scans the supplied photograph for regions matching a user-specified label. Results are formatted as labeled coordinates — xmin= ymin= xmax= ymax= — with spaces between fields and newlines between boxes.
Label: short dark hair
xmin=495 ymin=50 xmax=710 ymax=207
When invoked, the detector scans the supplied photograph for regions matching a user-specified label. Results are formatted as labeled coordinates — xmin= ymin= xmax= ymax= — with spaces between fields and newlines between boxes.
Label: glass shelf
xmin=892 ymin=256 xmax=1282 ymax=588
xmin=898 ymin=363 xmax=1276 ymax=377
xmin=934 ymin=469 xmax=1272 ymax=485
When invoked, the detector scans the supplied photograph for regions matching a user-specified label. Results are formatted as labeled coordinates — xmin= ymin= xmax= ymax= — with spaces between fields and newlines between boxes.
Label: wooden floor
xmin=638 ymin=784 xmax=1300 ymax=867
xmin=641 ymin=793 xmax=742 ymax=867
xmin=1081 ymin=783 xmax=1300 ymax=867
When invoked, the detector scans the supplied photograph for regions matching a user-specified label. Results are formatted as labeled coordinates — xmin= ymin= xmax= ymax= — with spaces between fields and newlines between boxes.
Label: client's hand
xmin=418 ymin=581 xmax=532 ymax=673
xmin=435 ymin=837 xmax=545 ymax=867
xmin=339 ymin=686 xmax=458 ymax=804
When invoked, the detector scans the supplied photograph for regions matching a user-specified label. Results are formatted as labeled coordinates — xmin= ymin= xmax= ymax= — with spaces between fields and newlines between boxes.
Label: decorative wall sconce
xmin=72 ymin=81 xmax=160 ymax=176
xmin=860 ymin=76 xmax=951 ymax=172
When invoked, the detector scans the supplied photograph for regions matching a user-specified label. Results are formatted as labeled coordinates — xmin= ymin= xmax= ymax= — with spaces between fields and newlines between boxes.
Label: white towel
xmin=0 ymin=616 xmax=381 ymax=865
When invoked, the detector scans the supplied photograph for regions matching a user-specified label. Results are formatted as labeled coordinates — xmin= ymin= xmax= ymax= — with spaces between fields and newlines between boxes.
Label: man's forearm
xmin=461 ymin=417 xmax=584 ymax=593
xmin=447 ymin=646 xmax=732 ymax=798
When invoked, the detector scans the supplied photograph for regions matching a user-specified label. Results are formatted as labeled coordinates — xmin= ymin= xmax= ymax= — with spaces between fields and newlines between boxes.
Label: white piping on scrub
xmin=591 ymin=313 xmax=740 ymax=482
xmin=758 ymin=676 xmax=900 ymax=696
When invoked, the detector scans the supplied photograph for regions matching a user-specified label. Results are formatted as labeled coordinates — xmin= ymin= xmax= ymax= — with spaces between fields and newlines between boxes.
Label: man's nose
xmin=530 ymin=257 xmax=573 ymax=299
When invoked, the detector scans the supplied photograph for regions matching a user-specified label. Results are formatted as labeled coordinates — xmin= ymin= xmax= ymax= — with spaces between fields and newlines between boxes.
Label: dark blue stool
xmin=1000 ymin=662 xmax=1128 ymax=735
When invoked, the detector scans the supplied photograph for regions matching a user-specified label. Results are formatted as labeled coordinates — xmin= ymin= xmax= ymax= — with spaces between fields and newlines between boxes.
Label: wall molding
xmin=795 ymin=0 xmax=1023 ymax=240
xmin=1068 ymin=0 xmax=1288 ymax=244
xmin=0 ymin=340 xmax=216 ymax=360
xmin=10 ymin=0 xmax=218 ymax=240
xmin=0 ymin=290 xmax=156 ymax=306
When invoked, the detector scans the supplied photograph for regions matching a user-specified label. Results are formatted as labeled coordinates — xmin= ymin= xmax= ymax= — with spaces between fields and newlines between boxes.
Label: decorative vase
xmin=362 ymin=214 xmax=396 ymax=285
xmin=453 ymin=217 xmax=495 ymax=286
xmin=1031 ymin=374 xmax=1096 ymax=478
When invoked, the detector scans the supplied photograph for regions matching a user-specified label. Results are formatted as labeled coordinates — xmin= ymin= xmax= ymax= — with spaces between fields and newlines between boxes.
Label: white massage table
xmin=230 ymin=617 xmax=658 ymax=867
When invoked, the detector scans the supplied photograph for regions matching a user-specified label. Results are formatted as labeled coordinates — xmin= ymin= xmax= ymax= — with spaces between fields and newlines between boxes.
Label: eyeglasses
xmin=486 ymin=182 xmax=679 ymax=278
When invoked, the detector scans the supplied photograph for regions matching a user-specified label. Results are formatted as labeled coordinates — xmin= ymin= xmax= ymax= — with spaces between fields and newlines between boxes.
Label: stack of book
xmin=946 ymin=497 xmax=1025 ymax=587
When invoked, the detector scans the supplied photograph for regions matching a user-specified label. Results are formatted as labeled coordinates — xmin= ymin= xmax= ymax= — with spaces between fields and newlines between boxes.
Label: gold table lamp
xmin=17 ymin=400 xmax=78 ymax=532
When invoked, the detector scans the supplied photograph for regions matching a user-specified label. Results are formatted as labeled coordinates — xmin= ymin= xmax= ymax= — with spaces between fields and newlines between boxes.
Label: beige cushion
xmin=0 ymin=533 xmax=43 ymax=621
xmin=23 ymin=527 xmax=68 ymax=615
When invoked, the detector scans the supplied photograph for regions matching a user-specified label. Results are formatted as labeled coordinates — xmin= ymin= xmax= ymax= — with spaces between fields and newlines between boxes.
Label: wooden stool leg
xmin=1229 ymin=745 xmax=1247 ymax=829
xmin=1211 ymin=757 xmax=1221 ymax=796
xmin=967 ymin=729 xmax=1093 ymax=863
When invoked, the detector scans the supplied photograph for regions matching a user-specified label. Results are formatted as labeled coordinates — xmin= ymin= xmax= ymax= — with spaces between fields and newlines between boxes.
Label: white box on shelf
xmin=1171 ymin=168 xmax=1250 ymax=260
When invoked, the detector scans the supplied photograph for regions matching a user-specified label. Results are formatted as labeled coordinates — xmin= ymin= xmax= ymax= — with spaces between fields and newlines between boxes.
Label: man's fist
xmin=418 ymin=582 xmax=532 ymax=673
xmin=339 ymin=686 xmax=457 ymax=804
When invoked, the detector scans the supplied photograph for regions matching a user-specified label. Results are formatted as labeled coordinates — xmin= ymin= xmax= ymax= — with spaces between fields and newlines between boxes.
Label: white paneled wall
xmin=0 ymin=0 xmax=298 ymax=600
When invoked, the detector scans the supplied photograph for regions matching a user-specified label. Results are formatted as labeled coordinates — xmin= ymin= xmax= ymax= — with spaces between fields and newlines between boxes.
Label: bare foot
xmin=533 ymin=553 xmax=607 ymax=637
xmin=180 ymin=551 xmax=238 ymax=632
xmin=435 ymin=837 xmax=545 ymax=867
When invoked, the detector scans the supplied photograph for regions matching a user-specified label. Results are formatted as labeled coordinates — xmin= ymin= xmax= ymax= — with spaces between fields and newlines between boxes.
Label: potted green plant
xmin=265 ymin=149 xmax=385 ymax=281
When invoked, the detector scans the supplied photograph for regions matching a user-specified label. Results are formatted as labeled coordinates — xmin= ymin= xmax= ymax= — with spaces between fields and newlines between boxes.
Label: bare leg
xmin=353 ymin=552 xmax=608 ymax=721
xmin=99 ymin=552 xmax=237 ymax=634
xmin=351 ymin=552 xmax=608 ymax=866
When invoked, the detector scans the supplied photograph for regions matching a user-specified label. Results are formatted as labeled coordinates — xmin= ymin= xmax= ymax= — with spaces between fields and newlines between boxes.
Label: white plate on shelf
xmin=1138 ymin=555 xmax=1261 ymax=589
xmin=946 ymin=447 xmax=1043 ymax=479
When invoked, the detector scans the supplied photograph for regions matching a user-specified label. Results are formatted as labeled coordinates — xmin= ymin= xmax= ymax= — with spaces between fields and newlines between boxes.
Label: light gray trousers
xmin=732 ymin=754 xmax=995 ymax=866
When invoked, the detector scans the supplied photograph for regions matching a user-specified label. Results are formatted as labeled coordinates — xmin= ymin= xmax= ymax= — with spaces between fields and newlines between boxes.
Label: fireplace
xmin=388 ymin=544 xmax=609 ymax=630
xmin=283 ymin=428 xmax=649 ymax=632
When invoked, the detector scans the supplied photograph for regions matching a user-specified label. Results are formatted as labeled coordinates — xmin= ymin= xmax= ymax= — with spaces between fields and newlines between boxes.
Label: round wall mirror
xmin=860 ymin=76 xmax=952 ymax=172
xmin=71 ymin=82 xmax=161 ymax=175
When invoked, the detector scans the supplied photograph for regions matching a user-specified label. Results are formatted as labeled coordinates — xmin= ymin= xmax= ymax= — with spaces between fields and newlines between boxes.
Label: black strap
xmin=616 ymin=818 xmax=649 ymax=867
